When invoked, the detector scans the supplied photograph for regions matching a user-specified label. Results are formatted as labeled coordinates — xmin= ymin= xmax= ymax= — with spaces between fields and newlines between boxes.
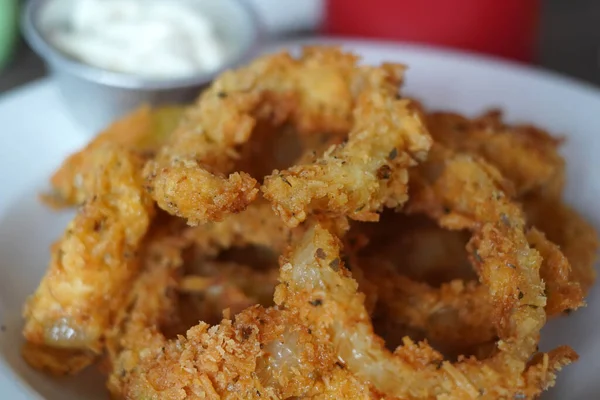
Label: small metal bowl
xmin=22 ymin=0 xmax=263 ymax=134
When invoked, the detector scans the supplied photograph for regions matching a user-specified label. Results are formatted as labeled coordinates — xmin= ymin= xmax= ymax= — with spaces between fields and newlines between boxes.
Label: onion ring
xmin=109 ymin=218 xmax=371 ymax=399
xmin=523 ymin=194 xmax=598 ymax=295
xmin=144 ymin=47 xmax=430 ymax=226
xmin=336 ymin=110 xmax=589 ymax=358
xmin=424 ymin=110 xmax=565 ymax=197
xmin=422 ymin=109 xmax=594 ymax=295
xmin=355 ymin=111 xmax=588 ymax=351
xmin=277 ymin=147 xmax=576 ymax=398
xmin=351 ymin=222 xmax=583 ymax=353
xmin=22 ymin=145 xmax=155 ymax=373
xmin=262 ymin=92 xmax=431 ymax=227
xmin=356 ymin=227 xmax=582 ymax=358
xmin=45 ymin=106 xmax=185 ymax=208
xmin=106 ymin=217 xmax=188 ymax=396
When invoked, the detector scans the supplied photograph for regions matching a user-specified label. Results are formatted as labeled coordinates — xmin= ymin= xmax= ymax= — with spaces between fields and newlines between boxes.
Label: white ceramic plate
xmin=1 ymin=38 xmax=599 ymax=399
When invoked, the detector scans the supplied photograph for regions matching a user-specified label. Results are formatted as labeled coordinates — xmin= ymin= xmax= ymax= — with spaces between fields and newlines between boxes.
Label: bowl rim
xmin=21 ymin=0 xmax=265 ymax=90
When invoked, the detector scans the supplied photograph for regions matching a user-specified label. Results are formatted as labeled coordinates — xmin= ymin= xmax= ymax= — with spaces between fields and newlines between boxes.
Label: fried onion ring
xmin=423 ymin=109 xmax=595 ymax=296
xmin=424 ymin=110 xmax=565 ymax=197
xmin=262 ymin=92 xmax=431 ymax=227
xmin=276 ymin=148 xmax=576 ymax=399
xmin=106 ymin=216 xmax=190 ymax=397
xmin=108 ymin=220 xmax=371 ymax=399
xmin=45 ymin=106 xmax=185 ymax=208
xmin=144 ymin=47 xmax=430 ymax=226
xmin=335 ymin=110 xmax=590 ymax=359
xmin=523 ymin=194 xmax=599 ymax=295
xmin=22 ymin=145 xmax=155 ymax=371
xmin=357 ymin=226 xmax=582 ymax=357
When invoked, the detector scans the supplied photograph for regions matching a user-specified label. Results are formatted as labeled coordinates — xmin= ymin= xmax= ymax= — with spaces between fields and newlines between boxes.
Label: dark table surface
xmin=1 ymin=0 xmax=599 ymax=94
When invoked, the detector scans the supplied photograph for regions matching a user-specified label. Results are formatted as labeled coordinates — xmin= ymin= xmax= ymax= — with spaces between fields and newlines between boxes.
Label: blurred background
xmin=1 ymin=0 xmax=599 ymax=93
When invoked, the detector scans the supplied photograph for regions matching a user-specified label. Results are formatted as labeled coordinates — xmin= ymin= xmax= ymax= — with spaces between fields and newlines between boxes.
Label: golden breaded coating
xmin=184 ymin=200 xmax=290 ymax=257
xmin=273 ymin=146 xmax=574 ymax=398
xmin=115 ymin=306 xmax=377 ymax=400
xmin=278 ymin=219 xmax=572 ymax=399
xmin=425 ymin=110 xmax=565 ymax=196
xmin=523 ymin=195 xmax=599 ymax=295
xmin=422 ymin=110 xmax=597 ymax=296
xmin=22 ymin=145 xmax=155 ymax=372
xmin=145 ymin=47 xmax=429 ymax=226
xmin=359 ymin=226 xmax=583 ymax=356
xmin=109 ymin=221 xmax=377 ymax=399
xmin=527 ymin=227 xmax=584 ymax=314
xmin=46 ymin=106 xmax=185 ymax=208
xmin=107 ymin=217 xmax=190 ymax=397
xmin=263 ymin=93 xmax=431 ymax=227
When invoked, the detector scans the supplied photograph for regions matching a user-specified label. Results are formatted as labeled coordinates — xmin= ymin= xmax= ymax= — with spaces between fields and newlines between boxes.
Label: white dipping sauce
xmin=47 ymin=0 xmax=227 ymax=78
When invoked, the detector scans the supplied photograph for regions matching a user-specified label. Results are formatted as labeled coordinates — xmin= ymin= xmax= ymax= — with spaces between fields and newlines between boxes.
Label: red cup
xmin=323 ymin=0 xmax=540 ymax=63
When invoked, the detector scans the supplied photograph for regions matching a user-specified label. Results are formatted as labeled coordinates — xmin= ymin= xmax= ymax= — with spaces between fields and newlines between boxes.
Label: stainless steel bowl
xmin=22 ymin=0 xmax=263 ymax=134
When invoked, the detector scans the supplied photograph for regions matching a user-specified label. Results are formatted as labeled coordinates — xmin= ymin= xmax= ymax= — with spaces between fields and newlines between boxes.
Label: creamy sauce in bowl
xmin=46 ymin=0 xmax=228 ymax=78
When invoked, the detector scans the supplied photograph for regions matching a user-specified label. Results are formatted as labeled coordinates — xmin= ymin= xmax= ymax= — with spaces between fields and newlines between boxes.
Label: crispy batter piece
xmin=184 ymin=200 xmax=290 ymax=257
xmin=145 ymin=47 xmax=429 ymax=226
xmin=424 ymin=109 xmax=596 ymax=295
xmin=523 ymin=195 xmax=599 ymax=295
xmin=22 ymin=145 xmax=155 ymax=372
xmin=527 ymin=227 xmax=585 ymax=314
xmin=109 ymin=223 xmax=372 ymax=399
xmin=106 ymin=217 xmax=191 ymax=397
xmin=425 ymin=110 xmax=565 ymax=197
xmin=364 ymin=231 xmax=583 ymax=355
xmin=336 ymin=110 xmax=592 ymax=358
xmin=275 ymin=151 xmax=574 ymax=399
xmin=45 ymin=106 xmax=185 ymax=208
xmin=263 ymin=91 xmax=431 ymax=227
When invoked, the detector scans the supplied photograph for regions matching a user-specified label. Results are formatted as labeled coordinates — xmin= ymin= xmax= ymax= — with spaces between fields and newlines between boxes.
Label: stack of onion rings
xmin=21 ymin=47 xmax=596 ymax=400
